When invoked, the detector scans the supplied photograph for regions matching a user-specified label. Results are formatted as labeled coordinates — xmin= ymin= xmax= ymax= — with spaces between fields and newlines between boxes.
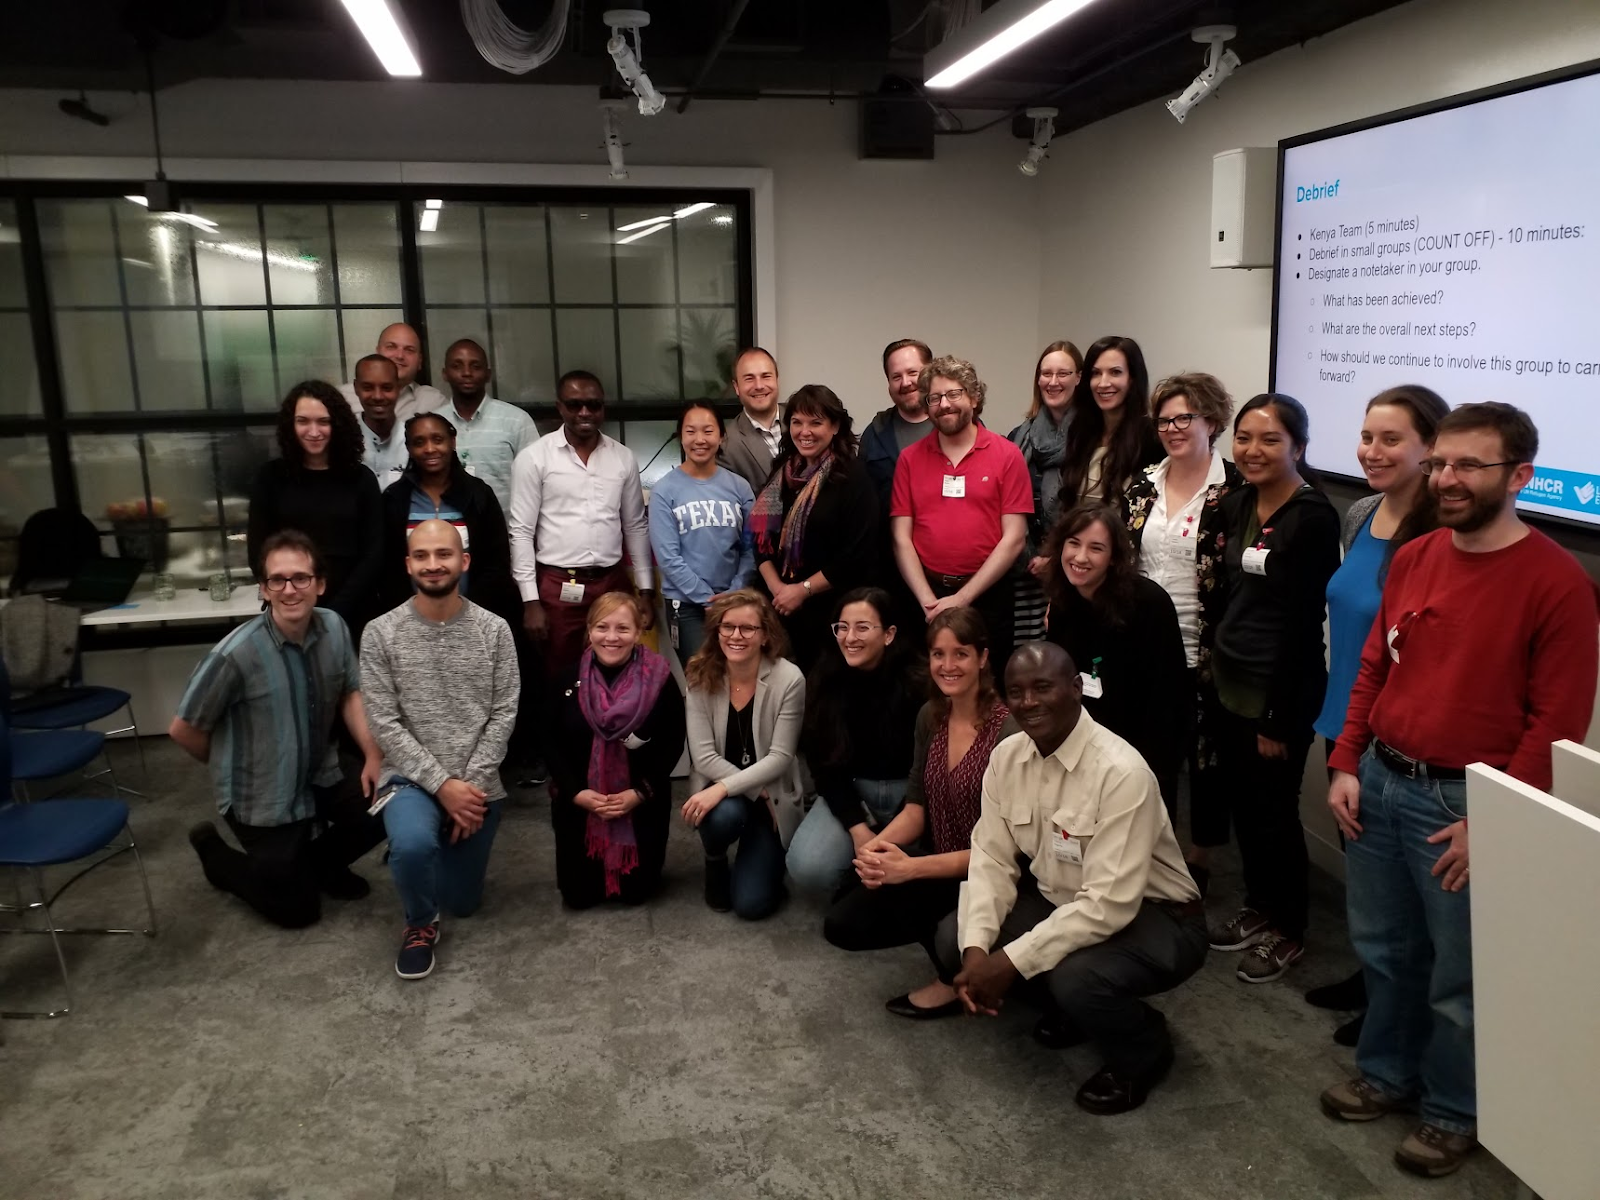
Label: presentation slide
xmin=1273 ymin=67 xmax=1600 ymax=527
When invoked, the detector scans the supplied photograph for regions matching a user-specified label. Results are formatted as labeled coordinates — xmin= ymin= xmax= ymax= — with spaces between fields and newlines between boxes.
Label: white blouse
xmin=1137 ymin=451 xmax=1228 ymax=668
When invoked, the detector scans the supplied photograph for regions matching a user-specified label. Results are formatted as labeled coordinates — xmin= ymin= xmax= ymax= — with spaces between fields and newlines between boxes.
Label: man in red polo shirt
xmin=891 ymin=354 xmax=1033 ymax=677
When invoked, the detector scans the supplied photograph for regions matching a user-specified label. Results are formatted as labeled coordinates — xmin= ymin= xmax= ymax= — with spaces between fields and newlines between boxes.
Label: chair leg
xmin=125 ymin=700 xmax=150 ymax=781
xmin=1 ymin=867 xmax=74 ymax=1019
xmin=126 ymin=823 xmax=158 ymax=937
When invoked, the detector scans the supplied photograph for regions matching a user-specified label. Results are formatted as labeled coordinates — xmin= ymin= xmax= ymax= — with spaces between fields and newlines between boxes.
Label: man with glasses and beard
xmin=509 ymin=370 xmax=655 ymax=680
xmin=1319 ymin=402 xmax=1598 ymax=1178
xmin=172 ymin=530 xmax=387 ymax=929
xmin=361 ymin=520 xmax=519 ymax=980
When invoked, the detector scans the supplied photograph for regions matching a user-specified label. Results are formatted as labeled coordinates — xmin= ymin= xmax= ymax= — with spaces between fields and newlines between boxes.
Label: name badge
xmin=558 ymin=580 xmax=586 ymax=604
xmin=1051 ymin=830 xmax=1084 ymax=865
xmin=1080 ymin=672 xmax=1104 ymax=699
xmin=1241 ymin=546 xmax=1270 ymax=576
xmin=942 ymin=474 xmax=966 ymax=498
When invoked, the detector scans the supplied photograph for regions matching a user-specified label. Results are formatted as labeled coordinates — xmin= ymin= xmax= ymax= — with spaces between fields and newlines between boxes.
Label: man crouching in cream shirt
xmin=933 ymin=641 xmax=1207 ymax=1116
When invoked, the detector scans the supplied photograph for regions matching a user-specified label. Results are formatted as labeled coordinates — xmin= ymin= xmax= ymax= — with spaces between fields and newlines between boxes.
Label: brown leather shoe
xmin=1320 ymin=1077 xmax=1414 ymax=1122
xmin=1394 ymin=1123 xmax=1478 ymax=1177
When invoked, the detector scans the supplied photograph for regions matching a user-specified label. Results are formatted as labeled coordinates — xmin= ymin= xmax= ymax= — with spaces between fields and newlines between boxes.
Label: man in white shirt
xmin=436 ymin=338 xmax=538 ymax=516
xmin=938 ymin=641 xmax=1207 ymax=1116
xmin=509 ymin=370 xmax=655 ymax=679
xmin=352 ymin=355 xmax=410 ymax=488
xmin=717 ymin=347 xmax=783 ymax=488
xmin=339 ymin=322 xmax=446 ymax=426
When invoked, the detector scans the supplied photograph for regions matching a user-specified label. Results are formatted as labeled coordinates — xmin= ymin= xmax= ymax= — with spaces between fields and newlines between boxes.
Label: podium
xmin=1471 ymin=741 xmax=1600 ymax=1200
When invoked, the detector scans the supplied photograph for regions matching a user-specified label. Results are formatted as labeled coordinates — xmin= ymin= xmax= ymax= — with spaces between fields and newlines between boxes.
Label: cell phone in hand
xmin=368 ymin=785 xmax=398 ymax=816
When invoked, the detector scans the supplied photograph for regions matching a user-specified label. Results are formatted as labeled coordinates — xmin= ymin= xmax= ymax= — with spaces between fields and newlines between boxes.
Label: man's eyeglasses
xmin=1155 ymin=412 xmax=1199 ymax=432
xmin=719 ymin=622 xmax=762 ymax=638
xmin=562 ymin=399 xmax=605 ymax=413
xmin=924 ymin=388 xmax=967 ymax=408
xmin=831 ymin=622 xmax=883 ymax=638
xmin=1420 ymin=457 xmax=1520 ymax=478
xmin=264 ymin=573 xmax=316 ymax=592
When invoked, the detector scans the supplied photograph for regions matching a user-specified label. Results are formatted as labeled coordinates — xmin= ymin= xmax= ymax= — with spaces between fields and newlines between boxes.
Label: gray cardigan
xmin=1341 ymin=493 xmax=1381 ymax=552
xmin=717 ymin=408 xmax=781 ymax=491
xmin=686 ymin=655 xmax=807 ymax=843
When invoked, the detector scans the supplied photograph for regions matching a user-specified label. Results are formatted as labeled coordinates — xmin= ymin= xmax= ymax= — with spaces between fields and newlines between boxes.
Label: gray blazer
xmin=718 ymin=409 xmax=781 ymax=491
xmin=686 ymin=655 xmax=807 ymax=844
xmin=1341 ymin=493 xmax=1381 ymax=552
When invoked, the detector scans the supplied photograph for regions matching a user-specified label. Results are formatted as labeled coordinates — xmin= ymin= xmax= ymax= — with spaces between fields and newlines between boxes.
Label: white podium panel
xmin=1550 ymin=740 xmax=1600 ymax=820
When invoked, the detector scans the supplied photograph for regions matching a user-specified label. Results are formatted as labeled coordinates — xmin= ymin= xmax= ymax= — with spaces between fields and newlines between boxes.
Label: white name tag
xmin=942 ymin=474 xmax=966 ymax=498
xmin=1241 ymin=546 xmax=1271 ymax=576
xmin=558 ymin=580 xmax=586 ymax=604
xmin=1051 ymin=830 xmax=1084 ymax=865
xmin=1080 ymin=672 xmax=1103 ymax=699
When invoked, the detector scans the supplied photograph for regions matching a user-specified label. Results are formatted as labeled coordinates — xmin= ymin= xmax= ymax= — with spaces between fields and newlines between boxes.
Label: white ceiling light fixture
xmin=1017 ymin=107 xmax=1058 ymax=176
xmin=418 ymin=208 xmax=440 ymax=233
xmin=672 ymin=202 xmax=715 ymax=219
xmin=338 ymin=0 xmax=423 ymax=77
xmin=425 ymin=198 xmax=443 ymax=210
xmin=617 ymin=215 xmax=672 ymax=232
xmin=124 ymin=196 xmax=219 ymax=231
xmin=925 ymin=0 xmax=1103 ymax=89
xmin=617 ymin=223 xmax=671 ymax=246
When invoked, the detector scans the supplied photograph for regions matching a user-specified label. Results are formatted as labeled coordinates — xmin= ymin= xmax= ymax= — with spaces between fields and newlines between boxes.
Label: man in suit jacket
xmin=718 ymin=347 xmax=783 ymax=489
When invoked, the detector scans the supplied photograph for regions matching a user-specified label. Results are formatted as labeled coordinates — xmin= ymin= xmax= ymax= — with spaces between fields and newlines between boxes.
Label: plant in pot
xmin=106 ymin=497 xmax=171 ymax=571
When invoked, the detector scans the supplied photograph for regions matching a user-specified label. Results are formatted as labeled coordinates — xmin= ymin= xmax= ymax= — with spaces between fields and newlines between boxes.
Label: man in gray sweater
xmin=361 ymin=519 xmax=519 ymax=980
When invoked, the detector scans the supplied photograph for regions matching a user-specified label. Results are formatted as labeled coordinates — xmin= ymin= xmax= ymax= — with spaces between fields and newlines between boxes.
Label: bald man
xmin=936 ymin=641 xmax=1207 ymax=1115
xmin=339 ymin=322 xmax=447 ymax=427
xmin=360 ymin=519 xmax=519 ymax=980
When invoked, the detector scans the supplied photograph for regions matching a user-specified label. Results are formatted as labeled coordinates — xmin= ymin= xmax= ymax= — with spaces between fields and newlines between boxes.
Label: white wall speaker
xmin=1211 ymin=147 xmax=1276 ymax=268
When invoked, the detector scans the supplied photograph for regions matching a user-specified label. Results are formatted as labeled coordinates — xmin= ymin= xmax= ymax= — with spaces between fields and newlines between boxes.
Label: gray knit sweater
xmin=359 ymin=597 xmax=519 ymax=799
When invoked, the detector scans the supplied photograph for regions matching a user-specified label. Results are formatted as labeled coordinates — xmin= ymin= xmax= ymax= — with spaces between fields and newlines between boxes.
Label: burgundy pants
xmin=536 ymin=563 xmax=634 ymax=680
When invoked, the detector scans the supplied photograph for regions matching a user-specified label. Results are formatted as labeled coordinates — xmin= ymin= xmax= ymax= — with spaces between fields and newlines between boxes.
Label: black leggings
xmin=823 ymin=876 xmax=960 ymax=969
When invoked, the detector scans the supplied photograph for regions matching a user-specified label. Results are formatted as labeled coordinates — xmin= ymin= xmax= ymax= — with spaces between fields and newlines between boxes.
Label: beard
xmin=413 ymin=576 xmax=458 ymax=597
xmin=1435 ymin=488 xmax=1504 ymax=533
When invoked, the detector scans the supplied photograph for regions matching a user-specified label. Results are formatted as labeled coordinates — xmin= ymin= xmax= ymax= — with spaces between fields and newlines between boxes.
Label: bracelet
xmin=802 ymin=579 xmax=812 ymax=594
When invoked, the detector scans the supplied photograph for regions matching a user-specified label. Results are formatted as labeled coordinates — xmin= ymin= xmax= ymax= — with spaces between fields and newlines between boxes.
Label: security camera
xmin=1018 ymin=107 xmax=1058 ymax=177
xmin=1167 ymin=26 xmax=1240 ymax=124
xmin=600 ymin=101 xmax=629 ymax=180
xmin=604 ymin=9 xmax=665 ymax=117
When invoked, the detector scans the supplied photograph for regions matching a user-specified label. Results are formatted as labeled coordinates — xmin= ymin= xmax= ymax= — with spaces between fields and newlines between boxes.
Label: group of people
xmin=171 ymin=324 xmax=1598 ymax=1175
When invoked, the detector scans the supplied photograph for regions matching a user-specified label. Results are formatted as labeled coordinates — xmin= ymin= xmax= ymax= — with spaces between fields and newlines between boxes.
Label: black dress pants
xmin=929 ymin=573 xmax=1015 ymax=685
xmin=551 ymin=791 xmax=670 ymax=908
xmin=823 ymin=876 xmax=960 ymax=968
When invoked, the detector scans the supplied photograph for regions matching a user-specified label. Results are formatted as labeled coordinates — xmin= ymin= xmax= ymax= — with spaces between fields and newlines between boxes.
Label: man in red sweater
xmin=1318 ymin=402 xmax=1599 ymax=1179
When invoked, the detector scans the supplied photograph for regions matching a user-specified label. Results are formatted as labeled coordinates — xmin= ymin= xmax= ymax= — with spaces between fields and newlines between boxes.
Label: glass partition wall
xmin=0 ymin=185 xmax=751 ymax=592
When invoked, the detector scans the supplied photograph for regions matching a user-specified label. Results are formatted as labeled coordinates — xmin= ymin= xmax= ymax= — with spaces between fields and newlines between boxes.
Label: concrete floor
xmin=2 ymin=740 xmax=1518 ymax=1200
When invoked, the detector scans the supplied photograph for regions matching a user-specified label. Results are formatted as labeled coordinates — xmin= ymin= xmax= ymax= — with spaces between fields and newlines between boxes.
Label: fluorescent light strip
xmin=617 ymin=215 xmax=672 ymax=232
xmin=338 ymin=0 xmax=422 ymax=77
xmin=673 ymin=202 xmax=716 ymax=219
xmin=124 ymin=197 xmax=218 ymax=230
xmin=196 ymin=240 xmax=319 ymax=273
xmin=418 ymin=208 xmax=440 ymax=233
xmin=617 ymin=223 xmax=672 ymax=246
xmin=425 ymin=198 xmax=443 ymax=210
xmin=925 ymin=0 xmax=1099 ymax=89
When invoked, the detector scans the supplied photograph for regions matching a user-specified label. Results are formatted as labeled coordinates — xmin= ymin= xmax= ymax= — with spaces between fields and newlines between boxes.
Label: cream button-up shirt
xmin=958 ymin=712 xmax=1199 ymax=978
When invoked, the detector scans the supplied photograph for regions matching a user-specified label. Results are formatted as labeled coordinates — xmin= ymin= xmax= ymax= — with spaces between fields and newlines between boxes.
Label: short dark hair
xmin=276 ymin=379 xmax=363 ymax=470
xmin=557 ymin=369 xmax=605 ymax=396
xmin=882 ymin=339 xmax=933 ymax=376
xmin=355 ymin=353 xmax=395 ymax=376
xmin=445 ymin=338 xmax=487 ymax=360
xmin=1435 ymin=401 xmax=1538 ymax=464
xmin=1041 ymin=503 xmax=1139 ymax=627
xmin=258 ymin=529 xmax=323 ymax=580
xmin=676 ymin=401 xmax=725 ymax=441
xmin=733 ymin=346 xmax=778 ymax=377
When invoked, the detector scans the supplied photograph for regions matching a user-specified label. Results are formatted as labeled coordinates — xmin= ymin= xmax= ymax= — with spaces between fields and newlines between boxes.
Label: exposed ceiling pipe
xmin=675 ymin=0 xmax=751 ymax=114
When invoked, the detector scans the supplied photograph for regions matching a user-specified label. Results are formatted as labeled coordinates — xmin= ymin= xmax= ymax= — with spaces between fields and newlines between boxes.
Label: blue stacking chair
xmin=0 ymin=709 xmax=157 ymax=1019
xmin=8 ymin=664 xmax=148 ymax=792
xmin=2 ymin=658 xmax=120 ymax=804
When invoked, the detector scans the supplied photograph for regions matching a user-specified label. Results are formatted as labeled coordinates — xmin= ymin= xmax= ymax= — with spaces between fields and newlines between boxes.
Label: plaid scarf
xmin=748 ymin=451 xmax=834 ymax=580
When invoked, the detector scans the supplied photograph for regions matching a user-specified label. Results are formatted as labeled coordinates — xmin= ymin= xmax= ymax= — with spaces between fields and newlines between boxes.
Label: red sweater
xmin=1330 ymin=527 xmax=1599 ymax=790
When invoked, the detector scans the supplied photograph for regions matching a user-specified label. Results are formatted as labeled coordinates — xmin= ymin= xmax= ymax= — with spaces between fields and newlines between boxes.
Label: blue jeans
xmin=1346 ymin=747 xmax=1475 ymax=1134
xmin=667 ymin=600 xmax=707 ymax=663
xmin=697 ymin=794 xmax=785 ymax=920
xmin=382 ymin=782 xmax=504 ymax=928
xmin=786 ymin=778 xmax=907 ymax=895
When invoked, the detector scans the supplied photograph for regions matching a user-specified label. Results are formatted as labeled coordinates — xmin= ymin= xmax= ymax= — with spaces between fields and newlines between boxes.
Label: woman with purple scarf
xmin=548 ymin=592 xmax=687 ymax=908
xmin=749 ymin=384 xmax=880 ymax=673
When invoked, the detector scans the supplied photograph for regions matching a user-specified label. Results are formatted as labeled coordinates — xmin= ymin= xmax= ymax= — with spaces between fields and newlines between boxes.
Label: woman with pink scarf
xmin=548 ymin=592 xmax=686 ymax=908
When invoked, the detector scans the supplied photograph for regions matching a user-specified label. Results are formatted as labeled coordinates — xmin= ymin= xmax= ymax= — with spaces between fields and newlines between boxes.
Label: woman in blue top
xmin=1307 ymin=384 xmax=1448 ymax=1040
xmin=649 ymin=402 xmax=758 ymax=662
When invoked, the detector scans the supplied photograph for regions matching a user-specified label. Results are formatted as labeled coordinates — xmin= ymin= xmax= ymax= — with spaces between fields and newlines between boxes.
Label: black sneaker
xmin=395 ymin=921 xmax=440 ymax=980
xmin=516 ymin=761 xmax=550 ymax=788
xmin=1306 ymin=970 xmax=1366 ymax=1011
xmin=704 ymin=857 xmax=732 ymax=912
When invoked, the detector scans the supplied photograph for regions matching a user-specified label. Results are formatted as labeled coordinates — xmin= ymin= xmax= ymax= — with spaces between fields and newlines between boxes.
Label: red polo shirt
xmin=890 ymin=425 xmax=1033 ymax=577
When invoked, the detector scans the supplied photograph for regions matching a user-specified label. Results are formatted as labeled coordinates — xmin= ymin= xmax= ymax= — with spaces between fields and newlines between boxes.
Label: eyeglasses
xmin=924 ymin=388 xmax=967 ymax=408
xmin=831 ymin=622 xmax=883 ymax=638
xmin=264 ymin=573 xmax=316 ymax=592
xmin=1155 ymin=412 xmax=1199 ymax=432
xmin=1038 ymin=370 xmax=1078 ymax=382
xmin=719 ymin=622 xmax=762 ymax=638
xmin=1420 ymin=457 xmax=1520 ymax=478
xmin=562 ymin=399 xmax=604 ymax=413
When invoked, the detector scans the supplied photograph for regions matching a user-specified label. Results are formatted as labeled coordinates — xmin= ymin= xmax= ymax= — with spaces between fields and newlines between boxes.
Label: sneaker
xmin=1320 ymin=1077 xmax=1414 ymax=1122
xmin=704 ymin=856 xmax=732 ymax=912
xmin=395 ymin=921 xmax=440 ymax=980
xmin=516 ymin=761 xmax=550 ymax=788
xmin=1305 ymin=970 xmax=1366 ymax=1010
xmin=1394 ymin=1123 xmax=1478 ymax=1178
xmin=1237 ymin=933 xmax=1305 ymax=982
xmin=1208 ymin=906 xmax=1269 ymax=951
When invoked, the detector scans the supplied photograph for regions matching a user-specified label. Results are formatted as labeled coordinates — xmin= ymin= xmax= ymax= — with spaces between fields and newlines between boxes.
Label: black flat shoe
xmin=1032 ymin=1012 xmax=1088 ymax=1049
xmin=1333 ymin=1012 xmax=1366 ymax=1047
xmin=885 ymin=993 xmax=962 ymax=1020
xmin=1306 ymin=970 xmax=1367 ymax=1011
xmin=1074 ymin=1048 xmax=1175 ymax=1116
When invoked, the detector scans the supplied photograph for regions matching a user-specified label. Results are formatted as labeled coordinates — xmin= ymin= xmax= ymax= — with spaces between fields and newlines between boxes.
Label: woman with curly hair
xmin=247 ymin=379 xmax=383 ymax=630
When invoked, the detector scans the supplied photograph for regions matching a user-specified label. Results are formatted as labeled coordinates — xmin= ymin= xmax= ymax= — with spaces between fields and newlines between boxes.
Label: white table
xmin=80 ymin=588 xmax=263 ymax=627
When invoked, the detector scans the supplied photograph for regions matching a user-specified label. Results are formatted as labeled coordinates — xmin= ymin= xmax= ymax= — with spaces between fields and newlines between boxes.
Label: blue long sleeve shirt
xmin=648 ymin=466 xmax=758 ymax=604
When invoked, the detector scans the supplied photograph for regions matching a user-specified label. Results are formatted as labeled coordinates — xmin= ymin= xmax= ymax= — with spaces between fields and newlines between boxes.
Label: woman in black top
xmin=1041 ymin=503 xmax=1188 ymax=817
xmin=247 ymin=379 xmax=383 ymax=632
xmin=749 ymin=385 xmax=880 ymax=673
xmin=377 ymin=412 xmax=519 ymax=628
xmin=1056 ymin=336 xmax=1163 ymax=509
xmin=1196 ymin=393 xmax=1340 ymax=985
xmin=786 ymin=587 xmax=922 ymax=896
xmin=548 ymin=592 xmax=687 ymax=909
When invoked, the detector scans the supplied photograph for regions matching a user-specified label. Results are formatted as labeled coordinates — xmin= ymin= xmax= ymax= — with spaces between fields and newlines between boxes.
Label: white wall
xmin=0 ymin=81 xmax=1046 ymax=431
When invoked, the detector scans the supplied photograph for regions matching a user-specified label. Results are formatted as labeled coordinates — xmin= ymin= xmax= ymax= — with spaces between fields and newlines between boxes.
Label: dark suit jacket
xmin=719 ymin=408 xmax=781 ymax=491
